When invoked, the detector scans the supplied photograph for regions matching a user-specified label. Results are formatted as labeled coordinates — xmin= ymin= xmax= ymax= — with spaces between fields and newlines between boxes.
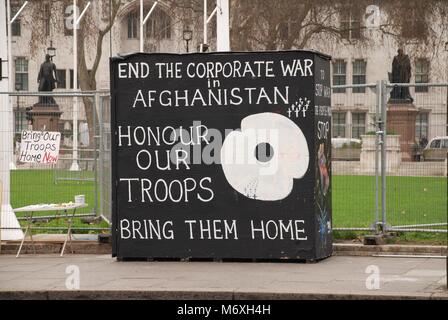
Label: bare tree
xmin=229 ymin=0 xmax=448 ymax=55
xmin=24 ymin=0 xmax=122 ymax=147
xmin=229 ymin=0 xmax=370 ymax=51
xmin=76 ymin=0 xmax=122 ymax=147
xmin=379 ymin=0 xmax=448 ymax=72
xmin=17 ymin=0 xmax=448 ymax=148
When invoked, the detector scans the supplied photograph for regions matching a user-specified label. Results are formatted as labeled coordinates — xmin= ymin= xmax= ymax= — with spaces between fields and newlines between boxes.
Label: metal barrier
xmin=331 ymin=83 xmax=380 ymax=232
xmin=331 ymin=82 xmax=447 ymax=234
xmin=98 ymin=93 xmax=112 ymax=224
xmin=0 ymin=91 xmax=105 ymax=233
xmin=1 ymin=85 xmax=446 ymax=237
xmin=384 ymin=83 xmax=447 ymax=233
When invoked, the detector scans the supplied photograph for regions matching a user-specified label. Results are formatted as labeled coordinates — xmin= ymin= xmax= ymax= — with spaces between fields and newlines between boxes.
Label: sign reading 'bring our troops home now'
xmin=110 ymin=50 xmax=332 ymax=260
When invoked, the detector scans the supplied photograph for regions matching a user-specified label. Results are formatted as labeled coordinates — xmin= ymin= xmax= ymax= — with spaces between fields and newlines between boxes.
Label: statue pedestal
xmin=30 ymin=103 xmax=63 ymax=132
xmin=360 ymin=134 xmax=401 ymax=173
xmin=387 ymin=102 xmax=418 ymax=161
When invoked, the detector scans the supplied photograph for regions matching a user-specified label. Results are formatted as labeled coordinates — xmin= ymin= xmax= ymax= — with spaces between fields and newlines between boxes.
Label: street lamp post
xmin=70 ymin=0 xmax=90 ymax=171
xmin=47 ymin=40 xmax=56 ymax=61
xmin=71 ymin=0 xmax=80 ymax=171
xmin=183 ymin=28 xmax=192 ymax=53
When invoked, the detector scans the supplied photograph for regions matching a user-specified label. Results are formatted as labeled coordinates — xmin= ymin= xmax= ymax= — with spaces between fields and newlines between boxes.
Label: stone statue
xmin=389 ymin=48 xmax=413 ymax=103
xmin=37 ymin=54 xmax=58 ymax=104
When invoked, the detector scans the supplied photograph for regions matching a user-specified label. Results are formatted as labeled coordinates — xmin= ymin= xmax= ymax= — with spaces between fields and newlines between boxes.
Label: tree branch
xmin=91 ymin=0 xmax=122 ymax=77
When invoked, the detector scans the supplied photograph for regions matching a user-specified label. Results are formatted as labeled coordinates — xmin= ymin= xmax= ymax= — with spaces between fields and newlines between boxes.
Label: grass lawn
xmin=333 ymin=175 xmax=447 ymax=244
xmin=10 ymin=169 xmax=109 ymax=233
xmin=333 ymin=175 xmax=447 ymax=229
xmin=8 ymin=170 xmax=447 ymax=242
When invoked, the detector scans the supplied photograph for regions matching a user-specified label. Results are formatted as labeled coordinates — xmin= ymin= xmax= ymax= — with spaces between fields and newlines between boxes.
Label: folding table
xmin=13 ymin=203 xmax=88 ymax=257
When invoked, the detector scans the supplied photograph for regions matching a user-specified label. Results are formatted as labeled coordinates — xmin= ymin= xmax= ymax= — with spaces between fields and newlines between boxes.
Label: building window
xmin=69 ymin=69 xmax=90 ymax=89
xmin=56 ymin=69 xmax=66 ymax=89
xmin=15 ymin=57 xmax=28 ymax=91
xmin=43 ymin=3 xmax=51 ymax=36
xmin=70 ymin=69 xmax=74 ymax=89
xmin=340 ymin=6 xmax=361 ymax=40
xmin=278 ymin=19 xmax=298 ymax=41
xmin=415 ymin=59 xmax=429 ymax=93
xmin=64 ymin=4 xmax=73 ymax=36
xmin=160 ymin=11 xmax=171 ymax=39
xmin=127 ymin=12 xmax=138 ymax=39
xmin=332 ymin=112 xmax=346 ymax=138
xmin=64 ymin=26 xmax=73 ymax=36
xmin=352 ymin=59 xmax=366 ymax=93
xmin=146 ymin=16 xmax=156 ymax=38
xmin=210 ymin=19 xmax=217 ymax=38
xmin=352 ymin=113 xmax=366 ymax=139
xmin=145 ymin=10 xmax=171 ymax=39
xmin=14 ymin=109 xmax=27 ymax=134
xmin=333 ymin=60 xmax=346 ymax=93
xmin=415 ymin=112 xmax=428 ymax=141
xmin=442 ymin=139 xmax=448 ymax=149
xmin=401 ymin=5 xmax=427 ymax=39
xmin=11 ymin=5 xmax=21 ymax=36
xmin=279 ymin=22 xmax=289 ymax=40
xmin=69 ymin=69 xmax=79 ymax=89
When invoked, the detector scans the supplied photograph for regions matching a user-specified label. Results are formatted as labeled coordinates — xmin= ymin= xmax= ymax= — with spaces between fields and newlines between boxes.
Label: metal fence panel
xmin=1 ymin=84 xmax=446 ymax=236
xmin=1 ymin=91 xmax=99 ymax=230
xmin=384 ymin=83 xmax=447 ymax=233
xmin=331 ymin=83 xmax=380 ymax=231
xmin=98 ymin=94 xmax=112 ymax=224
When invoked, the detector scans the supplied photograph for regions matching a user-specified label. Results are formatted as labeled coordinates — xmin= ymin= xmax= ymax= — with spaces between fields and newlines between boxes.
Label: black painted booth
xmin=110 ymin=50 xmax=332 ymax=261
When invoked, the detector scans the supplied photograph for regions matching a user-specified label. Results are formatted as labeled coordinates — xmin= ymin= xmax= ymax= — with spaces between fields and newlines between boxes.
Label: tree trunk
xmin=76 ymin=1 xmax=98 ymax=150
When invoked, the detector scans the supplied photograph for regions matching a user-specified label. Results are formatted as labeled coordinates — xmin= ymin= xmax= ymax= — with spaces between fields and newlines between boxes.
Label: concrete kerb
xmin=332 ymin=244 xmax=448 ymax=257
xmin=1 ymin=241 xmax=446 ymax=257
xmin=0 ymin=241 xmax=111 ymax=255
xmin=0 ymin=290 xmax=446 ymax=300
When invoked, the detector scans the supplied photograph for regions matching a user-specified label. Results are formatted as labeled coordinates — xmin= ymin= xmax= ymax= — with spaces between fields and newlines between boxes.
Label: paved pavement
xmin=0 ymin=255 xmax=446 ymax=299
